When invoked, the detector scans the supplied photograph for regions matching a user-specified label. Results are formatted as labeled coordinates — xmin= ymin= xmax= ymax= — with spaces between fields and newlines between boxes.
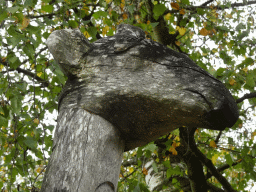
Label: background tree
xmin=0 ymin=0 xmax=255 ymax=191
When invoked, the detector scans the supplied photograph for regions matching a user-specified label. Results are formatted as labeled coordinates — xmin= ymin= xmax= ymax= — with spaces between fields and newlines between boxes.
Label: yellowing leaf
xmin=242 ymin=67 xmax=248 ymax=73
xmin=37 ymin=72 xmax=42 ymax=77
xmin=122 ymin=13 xmax=128 ymax=20
xmin=179 ymin=9 xmax=185 ymax=15
xmin=106 ymin=0 xmax=112 ymax=3
xmin=164 ymin=13 xmax=172 ymax=20
xmin=0 ymin=64 xmax=4 ymax=72
xmin=251 ymin=132 xmax=256 ymax=140
xmin=129 ymin=167 xmax=134 ymax=173
xmin=34 ymin=118 xmax=39 ymax=124
xmin=4 ymin=143 xmax=8 ymax=148
xmin=199 ymin=28 xmax=209 ymax=36
xmin=169 ymin=146 xmax=178 ymax=155
xmin=142 ymin=167 xmax=148 ymax=175
xmin=229 ymin=78 xmax=236 ymax=85
xmin=83 ymin=31 xmax=90 ymax=38
xmin=178 ymin=27 xmax=186 ymax=36
xmin=36 ymin=167 xmax=42 ymax=173
xmin=171 ymin=2 xmax=179 ymax=10
xmin=210 ymin=140 xmax=217 ymax=148
xmin=21 ymin=17 xmax=30 ymax=30
xmin=211 ymin=154 xmax=219 ymax=164
xmin=212 ymin=48 xmax=218 ymax=53
xmin=175 ymin=41 xmax=181 ymax=46
xmin=102 ymin=26 xmax=109 ymax=37
xmin=175 ymin=136 xmax=180 ymax=142
xmin=120 ymin=0 xmax=125 ymax=10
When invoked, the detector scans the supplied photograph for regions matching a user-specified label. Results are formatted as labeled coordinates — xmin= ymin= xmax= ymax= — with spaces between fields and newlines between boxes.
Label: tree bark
xmin=41 ymin=107 xmax=124 ymax=191
xmin=41 ymin=24 xmax=239 ymax=191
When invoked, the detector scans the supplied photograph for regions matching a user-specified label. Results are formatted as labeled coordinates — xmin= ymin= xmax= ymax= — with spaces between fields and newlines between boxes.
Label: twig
xmin=236 ymin=92 xmax=256 ymax=103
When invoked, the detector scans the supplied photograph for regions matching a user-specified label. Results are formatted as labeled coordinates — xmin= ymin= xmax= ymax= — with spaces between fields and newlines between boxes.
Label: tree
xmin=0 ymin=0 xmax=255 ymax=191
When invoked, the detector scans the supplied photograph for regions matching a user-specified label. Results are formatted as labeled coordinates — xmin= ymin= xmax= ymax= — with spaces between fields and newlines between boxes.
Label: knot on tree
xmin=46 ymin=24 xmax=239 ymax=151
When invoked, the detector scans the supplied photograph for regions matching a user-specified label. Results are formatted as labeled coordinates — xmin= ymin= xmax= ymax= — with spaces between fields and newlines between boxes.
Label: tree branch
xmin=206 ymin=159 xmax=242 ymax=179
xmin=27 ymin=13 xmax=57 ymax=19
xmin=1 ymin=58 xmax=50 ymax=88
xmin=188 ymin=130 xmax=238 ymax=192
xmin=236 ymin=92 xmax=256 ymax=103
xmin=189 ymin=1 xmax=256 ymax=10
xmin=180 ymin=127 xmax=208 ymax=192
xmin=201 ymin=0 xmax=215 ymax=6
xmin=215 ymin=131 xmax=222 ymax=144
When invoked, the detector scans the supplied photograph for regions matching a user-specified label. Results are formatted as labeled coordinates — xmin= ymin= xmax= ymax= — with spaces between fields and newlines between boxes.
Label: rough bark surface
xmin=41 ymin=107 xmax=124 ymax=191
xmin=41 ymin=24 xmax=239 ymax=191
xmin=46 ymin=24 xmax=238 ymax=152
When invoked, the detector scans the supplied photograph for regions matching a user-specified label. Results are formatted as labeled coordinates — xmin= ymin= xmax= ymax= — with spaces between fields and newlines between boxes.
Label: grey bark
xmin=41 ymin=108 xmax=124 ymax=191
xmin=41 ymin=24 xmax=239 ymax=191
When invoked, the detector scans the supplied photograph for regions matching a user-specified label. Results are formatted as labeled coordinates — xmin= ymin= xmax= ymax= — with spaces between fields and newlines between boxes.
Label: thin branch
xmin=1 ymin=58 xmax=50 ymax=88
xmin=205 ymin=159 xmax=242 ymax=179
xmin=206 ymin=182 xmax=225 ymax=192
xmin=27 ymin=13 xmax=56 ymax=19
xmin=201 ymin=0 xmax=215 ymax=6
xmin=186 ymin=1 xmax=256 ymax=11
xmin=215 ymin=131 xmax=222 ymax=144
xmin=187 ymin=128 xmax=238 ymax=192
xmin=236 ymin=92 xmax=256 ymax=103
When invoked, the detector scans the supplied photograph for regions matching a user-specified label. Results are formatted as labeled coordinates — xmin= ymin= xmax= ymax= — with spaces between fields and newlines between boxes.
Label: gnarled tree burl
xmin=41 ymin=24 xmax=239 ymax=192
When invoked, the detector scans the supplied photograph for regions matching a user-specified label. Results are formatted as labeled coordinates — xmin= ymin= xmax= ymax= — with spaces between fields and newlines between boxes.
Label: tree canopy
xmin=0 ymin=0 xmax=256 ymax=191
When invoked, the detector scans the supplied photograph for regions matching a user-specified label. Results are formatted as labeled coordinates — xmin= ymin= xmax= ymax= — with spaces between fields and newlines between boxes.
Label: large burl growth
xmin=41 ymin=24 xmax=239 ymax=192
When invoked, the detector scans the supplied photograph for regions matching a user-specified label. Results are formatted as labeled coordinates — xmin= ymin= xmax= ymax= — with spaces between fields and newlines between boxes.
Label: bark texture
xmin=46 ymin=24 xmax=238 ymax=152
xmin=41 ymin=24 xmax=239 ymax=191
xmin=41 ymin=107 xmax=124 ymax=191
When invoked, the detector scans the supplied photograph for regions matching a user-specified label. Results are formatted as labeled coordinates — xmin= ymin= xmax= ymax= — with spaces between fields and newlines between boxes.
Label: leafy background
xmin=0 ymin=0 xmax=256 ymax=191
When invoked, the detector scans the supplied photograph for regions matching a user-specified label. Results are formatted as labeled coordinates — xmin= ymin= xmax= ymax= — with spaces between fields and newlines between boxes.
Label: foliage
xmin=0 ymin=0 xmax=256 ymax=191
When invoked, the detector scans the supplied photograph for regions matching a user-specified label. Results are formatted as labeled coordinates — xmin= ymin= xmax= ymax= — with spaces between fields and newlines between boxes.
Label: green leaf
xmin=0 ymin=115 xmax=8 ymax=127
xmin=152 ymin=161 xmax=158 ymax=173
xmin=44 ymin=135 xmax=53 ymax=150
xmin=137 ymin=147 xmax=143 ymax=158
xmin=23 ymin=43 xmax=35 ymax=59
xmin=93 ymin=11 xmax=108 ymax=19
xmin=41 ymin=5 xmax=53 ymax=13
xmin=153 ymin=4 xmax=166 ymax=17
xmin=243 ymin=57 xmax=254 ymax=65
xmin=7 ymin=6 xmax=20 ymax=14
xmin=238 ymin=31 xmax=249 ymax=40
xmin=7 ymin=53 xmax=21 ymax=69
xmin=245 ymin=73 xmax=255 ymax=88
xmin=197 ymin=8 xmax=204 ymax=15
xmin=215 ymin=67 xmax=226 ymax=77
xmin=144 ymin=143 xmax=157 ymax=152
xmin=24 ymin=0 xmax=33 ymax=7
xmin=167 ymin=168 xmax=172 ymax=178
xmin=150 ymin=22 xmax=159 ymax=28
xmin=225 ymin=153 xmax=233 ymax=167
xmin=181 ymin=0 xmax=190 ymax=5
xmin=87 ymin=26 xmax=97 ymax=39
xmin=23 ymin=137 xmax=37 ymax=150
xmin=0 ymin=10 xmax=8 ymax=22
xmin=236 ymin=23 xmax=246 ymax=31
xmin=10 ymin=95 xmax=22 ymax=114
xmin=68 ymin=20 xmax=79 ymax=28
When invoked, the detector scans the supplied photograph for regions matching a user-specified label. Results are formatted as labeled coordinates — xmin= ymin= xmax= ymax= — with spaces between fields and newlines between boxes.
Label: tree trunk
xmin=41 ymin=24 xmax=239 ymax=191
xmin=41 ymin=107 xmax=124 ymax=191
